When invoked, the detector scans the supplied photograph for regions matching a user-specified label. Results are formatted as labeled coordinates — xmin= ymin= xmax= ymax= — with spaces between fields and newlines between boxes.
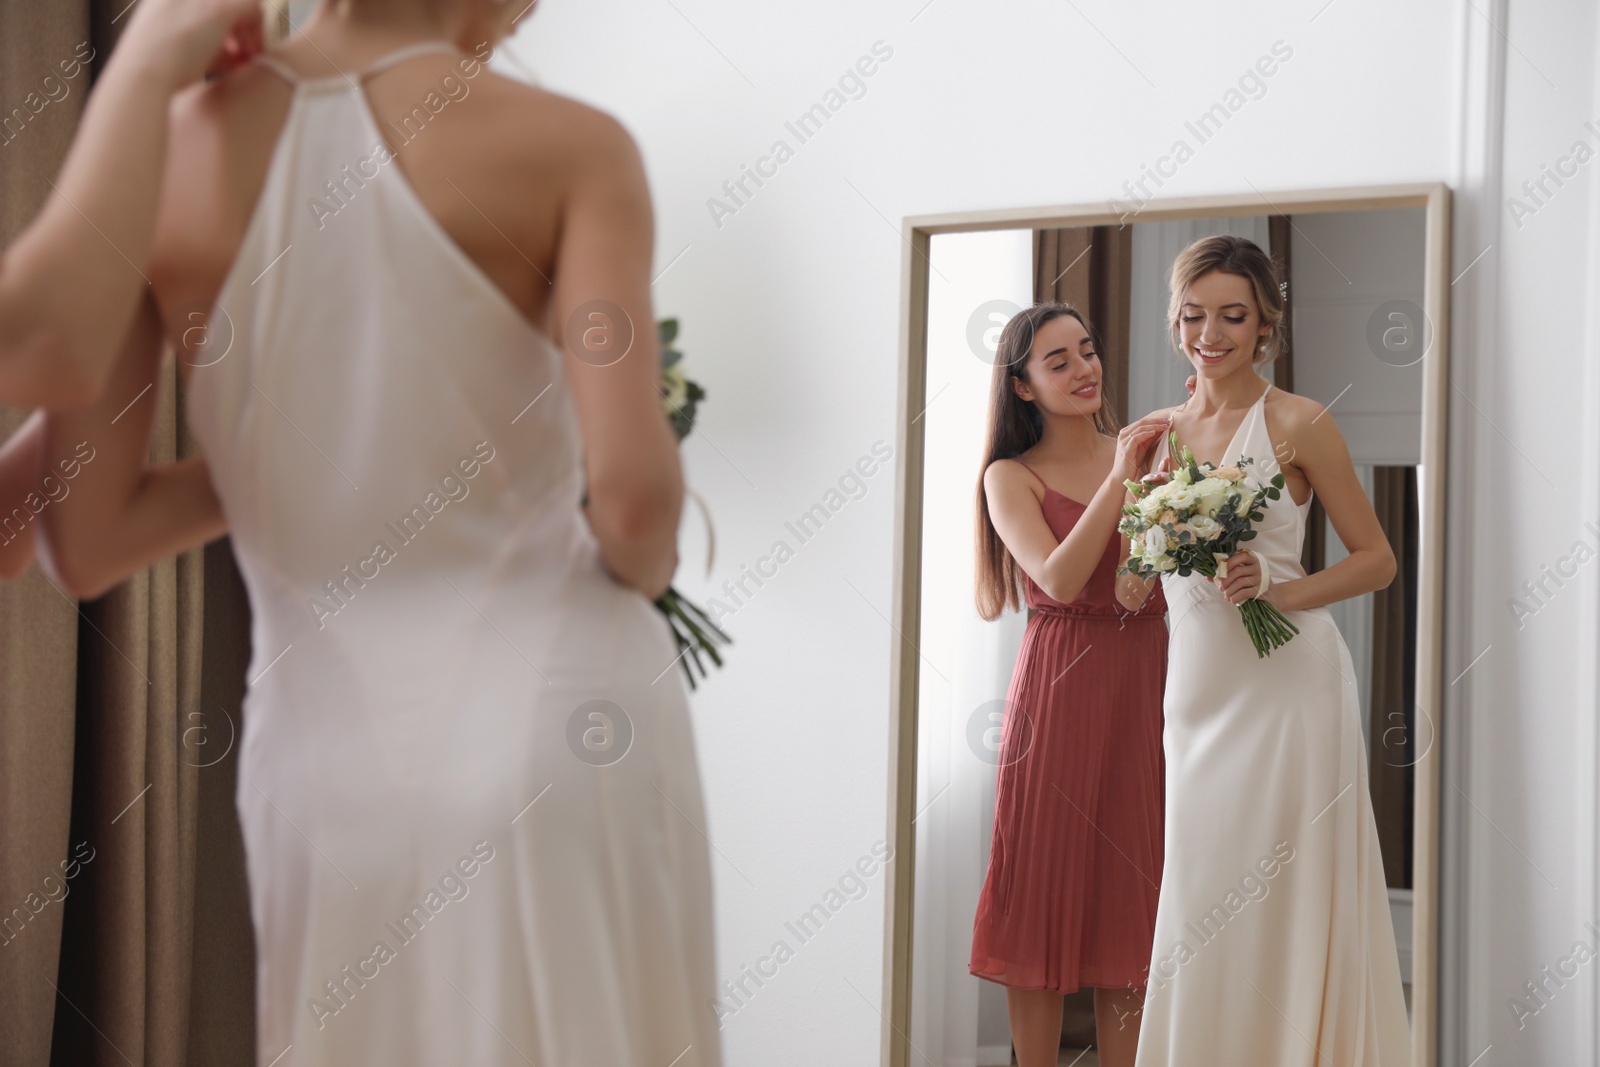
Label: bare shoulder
xmin=1263 ymin=386 xmax=1351 ymax=483
xmin=469 ymin=72 xmax=644 ymax=177
xmin=983 ymin=457 xmax=1041 ymax=505
xmin=151 ymin=70 xmax=284 ymax=298
xmin=1265 ymin=386 xmax=1339 ymax=438
xmin=1139 ymin=402 xmax=1184 ymax=421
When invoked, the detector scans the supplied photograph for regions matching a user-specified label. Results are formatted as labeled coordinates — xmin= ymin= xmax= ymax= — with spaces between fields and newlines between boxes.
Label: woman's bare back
xmin=150 ymin=36 xmax=601 ymax=392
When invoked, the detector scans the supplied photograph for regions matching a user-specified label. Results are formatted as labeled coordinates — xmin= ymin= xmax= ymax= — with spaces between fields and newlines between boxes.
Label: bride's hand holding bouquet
xmin=1116 ymin=434 xmax=1300 ymax=657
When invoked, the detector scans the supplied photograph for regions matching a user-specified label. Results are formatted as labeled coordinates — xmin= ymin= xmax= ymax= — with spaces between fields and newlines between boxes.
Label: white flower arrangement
xmin=1118 ymin=434 xmax=1300 ymax=657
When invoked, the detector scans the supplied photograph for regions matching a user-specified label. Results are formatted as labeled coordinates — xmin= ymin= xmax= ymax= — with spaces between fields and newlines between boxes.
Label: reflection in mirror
xmin=910 ymin=207 xmax=1427 ymax=1065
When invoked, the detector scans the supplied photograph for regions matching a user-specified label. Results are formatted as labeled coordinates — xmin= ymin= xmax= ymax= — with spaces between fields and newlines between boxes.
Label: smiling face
xmin=1010 ymin=313 xmax=1103 ymax=419
xmin=1176 ymin=270 xmax=1272 ymax=380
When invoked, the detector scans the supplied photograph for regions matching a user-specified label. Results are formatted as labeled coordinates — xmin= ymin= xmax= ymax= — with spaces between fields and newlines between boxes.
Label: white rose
xmin=1186 ymin=515 xmax=1221 ymax=540
xmin=1143 ymin=526 xmax=1169 ymax=556
xmin=1192 ymin=477 xmax=1232 ymax=514
xmin=1165 ymin=486 xmax=1199 ymax=511
xmin=660 ymin=364 xmax=689 ymax=412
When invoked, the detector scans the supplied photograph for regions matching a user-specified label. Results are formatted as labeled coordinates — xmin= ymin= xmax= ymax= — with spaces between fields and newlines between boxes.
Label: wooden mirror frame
xmin=880 ymin=182 xmax=1451 ymax=1067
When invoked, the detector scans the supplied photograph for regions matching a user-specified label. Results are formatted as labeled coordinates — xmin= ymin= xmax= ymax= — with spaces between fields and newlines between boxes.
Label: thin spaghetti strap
xmin=252 ymin=53 xmax=302 ymax=85
xmin=358 ymin=40 xmax=463 ymax=80
xmin=1010 ymin=457 xmax=1049 ymax=492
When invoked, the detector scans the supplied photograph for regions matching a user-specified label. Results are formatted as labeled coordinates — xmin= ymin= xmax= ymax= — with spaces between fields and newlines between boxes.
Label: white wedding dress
xmin=184 ymin=42 xmax=722 ymax=1066
xmin=1134 ymin=382 xmax=1410 ymax=1066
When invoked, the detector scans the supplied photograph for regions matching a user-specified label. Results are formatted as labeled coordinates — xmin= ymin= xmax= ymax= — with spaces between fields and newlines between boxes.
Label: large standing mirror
xmin=881 ymin=185 xmax=1449 ymax=1067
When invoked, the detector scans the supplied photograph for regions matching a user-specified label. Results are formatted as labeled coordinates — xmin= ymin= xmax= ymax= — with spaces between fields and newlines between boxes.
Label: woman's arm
xmin=547 ymin=111 xmax=682 ymax=601
xmin=1113 ymin=528 xmax=1161 ymax=612
xmin=1219 ymin=395 xmax=1396 ymax=611
xmin=986 ymin=414 xmax=1171 ymax=606
xmin=1113 ymin=395 xmax=1190 ymax=614
xmin=34 ymin=289 xmax=227 ymax=600
xmin=0 ymin=0 xmax=261 ymax=408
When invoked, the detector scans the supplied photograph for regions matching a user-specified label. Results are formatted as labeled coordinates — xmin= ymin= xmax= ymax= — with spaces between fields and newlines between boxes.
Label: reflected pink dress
xmin=969 ymin=459 xmax=1168 ymax=992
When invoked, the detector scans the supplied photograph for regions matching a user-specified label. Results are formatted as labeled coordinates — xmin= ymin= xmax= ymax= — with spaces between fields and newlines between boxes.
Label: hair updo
xmin=1165 ymin=235 xmax=1286 ymax=369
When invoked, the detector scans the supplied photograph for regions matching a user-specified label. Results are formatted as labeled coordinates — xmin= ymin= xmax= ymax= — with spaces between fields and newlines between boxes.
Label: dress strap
xmin=249 ymin=40 xmax=461 ymax=88
xmin=252 ymin=53 xmax=304 ymax=86
xmin=1010 ymin=457 xmax=1048 ymax=492
xmin=358 ymin=40 xmax=463 ymax=79
xmin=1250 ymin=381 xmax=1273 ymax=434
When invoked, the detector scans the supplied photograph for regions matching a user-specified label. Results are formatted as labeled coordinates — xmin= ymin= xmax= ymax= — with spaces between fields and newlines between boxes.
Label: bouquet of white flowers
xmin=653 ymin=319 xmax=730 ymax=689
xmin=1117 ymin=433 xmax=1300 ymax=657
xmin=579 ymin=318 xmax=731 ymax=689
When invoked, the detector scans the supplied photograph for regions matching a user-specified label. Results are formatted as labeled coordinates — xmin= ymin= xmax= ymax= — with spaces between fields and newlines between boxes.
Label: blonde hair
xmin=270 ymin=0 xmax=523 ymax=46
xmin=1165 ymin=234 xmax=1286 ymax=369
xmin=263 ymin=0 xmax=291 ymax=43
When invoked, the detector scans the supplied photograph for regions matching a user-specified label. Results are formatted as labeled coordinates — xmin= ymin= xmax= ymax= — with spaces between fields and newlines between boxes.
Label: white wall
xmin=503 ymin=2 xmax=1600 ymax=1063
xmin=1291 ymin=207 xmax=1427 ymax=466
xmin=1446 ymin=2 xmax=1600 ymax=1065
xmin=910 ymin=228 xmax=1032 ymax=1066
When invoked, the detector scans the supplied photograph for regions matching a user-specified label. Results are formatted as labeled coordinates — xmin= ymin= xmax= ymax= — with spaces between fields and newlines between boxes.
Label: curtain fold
xmin=1035 ymin=226 xmax=1133 ymax=427
xmin=0 ymin=5 xmax=255 ymax=1065
xmin=1 ymin=3 xmax=101 ymax=1063
xmin=1267 ymin=215 xmax=1327 ymax=575
xmin=1368 ymin=465 xmax=1417 ymax=889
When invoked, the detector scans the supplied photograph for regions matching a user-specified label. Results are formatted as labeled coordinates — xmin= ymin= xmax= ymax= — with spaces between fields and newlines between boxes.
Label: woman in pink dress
xmin=970 ymin=301 xmax=1172 ymax=1067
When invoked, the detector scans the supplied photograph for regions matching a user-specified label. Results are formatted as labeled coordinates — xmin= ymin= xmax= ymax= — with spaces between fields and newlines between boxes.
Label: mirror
xmin=882 ymin=186 xmax=1449 ymax=1067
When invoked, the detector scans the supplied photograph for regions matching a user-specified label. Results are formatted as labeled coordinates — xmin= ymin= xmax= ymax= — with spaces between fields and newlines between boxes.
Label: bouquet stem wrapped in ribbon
xmin=1117 ymin=432 xmax=1300 ymax=658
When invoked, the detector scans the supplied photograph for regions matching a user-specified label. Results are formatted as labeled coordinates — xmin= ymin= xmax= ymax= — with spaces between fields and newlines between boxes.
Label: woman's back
xmin=177 ymin=36 xmax=625 ymax=679
xmin=151 ymin=33 xmax=581 ymax=360
xmin=154 ymin=29 xmax=723 ymax=1067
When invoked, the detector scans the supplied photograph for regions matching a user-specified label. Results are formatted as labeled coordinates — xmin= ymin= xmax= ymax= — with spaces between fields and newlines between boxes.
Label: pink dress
xmin=969 ymin=459 xmax=1168 ymax=992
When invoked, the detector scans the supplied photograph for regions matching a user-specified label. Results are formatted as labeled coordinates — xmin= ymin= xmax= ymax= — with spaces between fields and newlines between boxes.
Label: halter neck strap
xmin=252 ymin=40 xmax=462 ymax=88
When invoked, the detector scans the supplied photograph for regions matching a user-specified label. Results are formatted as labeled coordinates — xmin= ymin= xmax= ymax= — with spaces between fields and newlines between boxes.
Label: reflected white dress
xmin=1133 ymin=382 xmax=1410 ymax=1066
xmin=184 ymin=42 xmax=722 ymax=1066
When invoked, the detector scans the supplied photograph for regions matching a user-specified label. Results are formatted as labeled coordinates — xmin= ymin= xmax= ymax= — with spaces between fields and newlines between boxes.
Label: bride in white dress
xmin=1132 ymin=236 xmax=1410 ymax=1066
xmin=0 ymin=1 xmax=721 ymax=1064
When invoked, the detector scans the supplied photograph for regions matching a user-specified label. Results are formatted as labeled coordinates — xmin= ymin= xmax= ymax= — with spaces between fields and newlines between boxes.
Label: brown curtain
xmin=0 ymin=5 xmax=256 ymax=1065
xmin=1267 ymin=215 xmax=1326 ymax=575
xmin=1267 ymin=216 xmax=1294 ymax=396
xmin=1368 ymin=466 xmax=1417 ymax=889
xmin=1034 ymin=226 xmax=1133 ymax=426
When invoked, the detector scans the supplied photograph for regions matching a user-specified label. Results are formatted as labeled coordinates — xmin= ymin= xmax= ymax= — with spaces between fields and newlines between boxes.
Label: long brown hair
xmin=973 ymin=301 xmax=1116 ymax=621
